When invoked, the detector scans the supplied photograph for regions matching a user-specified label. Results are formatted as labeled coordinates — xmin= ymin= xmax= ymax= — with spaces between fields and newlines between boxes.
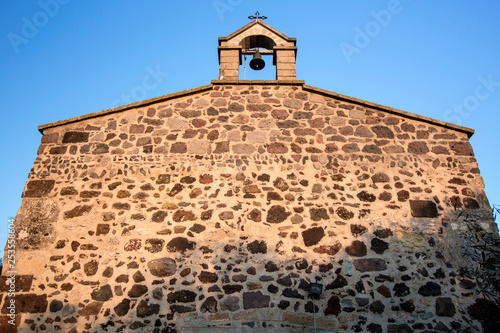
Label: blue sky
xmin=1 ymin=1 xmax=499 ymax=256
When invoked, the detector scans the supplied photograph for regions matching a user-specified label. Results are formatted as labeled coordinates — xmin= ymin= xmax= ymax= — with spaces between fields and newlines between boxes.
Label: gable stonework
xmin=2 ymin=82 xmax=499 ymax=332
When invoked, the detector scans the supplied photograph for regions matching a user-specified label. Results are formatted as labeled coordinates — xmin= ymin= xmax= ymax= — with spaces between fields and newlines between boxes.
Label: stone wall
xmin=2 ymin=81 xmax=499 ymax=332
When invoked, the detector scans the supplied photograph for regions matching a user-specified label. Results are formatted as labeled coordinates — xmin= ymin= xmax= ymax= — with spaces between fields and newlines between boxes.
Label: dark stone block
xmin=362 ymin=144 xmax=382 ymax=154
xmin=436 ymin=297 xmax=455 ymax=317
xmin=198 ymin=271 xmax=218 ymax=284
xmin=49 ymin=300 xmax=63 ymax=312
xmin=372 ymin=126 xmax=394 ymax=139
xmin=345 ymin=240 xmax=367 ymax=257
xmin=418 ymin=281 xmax=442 ymax=296
xmin=449 ymin=141 xmax=474 ymax=156
xmin=167 ymin=237 xmax=195 ymax=253
xmin=92 ymin=143 xmax=109 ymax=154
xmin=243 ymin=291 xmax=270 ymax=309
xmin=324 ymin=295 xmax=341 ymax=316
xmin=388 ymin=324 xmax=413 ymax=333
xmin=376 ymin=285 xmax=391 ymax=298
xmin=167 ymin=290 xmax=197 ymax=303
xmin=408 ymin=141 xmax=429 ymax=155
xmin=369 ymin=300 xmax=385 ymax=314
xmin=463 ymin=198 xmax=480 ymax=209
xmin=393 ymin=283 xmax=410 ymax=297
xmin=302 ymin=227 xmax=325 ymax=247
xmin=247 ymin=240 xmax=267 ymax=254
xmin=410 ymin=200 xmax=438 ymax=217
xmin=137 ymin=300 xmax=160 ymax=317
xmin=357 ymin=191 xmax=376 ymax=202
xmin=400 ymin=300 xmax=415 ymax=313
xmin=266 ymin=205 xmax=290 ymax=223
xmin=22 ymin=180 xmax=55 ymax=197
xmin=78 ymin=301 xmax=103 ymax=316
xmin=128 ymin=284 xmax=148 ymax=298
xmin=367 ymin=323 xmax=383 ymax=333
xmin=49 ymin=146 xmax=67 ymax=154
xmin=336 ymin=207 xmax=354 ymax=220
xmin=371 ymin=238 xmax=389 ymax=254
xmin=145 ymin=239 xmax=165 ymax=253
xmin=147 ymin=257 xmax=176 ymax=277
xmin=223 ymin=285 xmax=243 ymax=294
xmin=201 ymin=296 xmax=218 ymax=313
xmin=282 ymin=288 xmax=304 ymax=299
xmin=91 ymin=284 xmax=113 ymax=301
xmin=374 ymin=228 xmax=393 ymax=238
xmin=353 ymin=259 xmax=387 ymax=272
xmin=325 ymin=274 xmax=348 ymax=290
xmin=309 ymin=208 xmax=329 ymax=221
xmin=313 ymin=243 xmax=342 ymax=256
xmin=0 ymin=275 xmax=33 ymax=292
xmin=265 ymin=261 xmax=279 ymax=272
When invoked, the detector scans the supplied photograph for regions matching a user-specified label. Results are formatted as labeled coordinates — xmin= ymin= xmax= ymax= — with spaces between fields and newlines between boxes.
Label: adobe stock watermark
xmin=110 ymin=65 xmax=169 ymax=109
xmin=6 ymin=218 xmax=17 ymax=325
xmin=443 ymin=74 xmax=499 ymax=126
xmin=7 ymin=0 xmax=71 ymax=54
xmin=339 ymin=0 xmax=407 ymax=63
xmin=213 ymin=0 xmax=244 ymax=21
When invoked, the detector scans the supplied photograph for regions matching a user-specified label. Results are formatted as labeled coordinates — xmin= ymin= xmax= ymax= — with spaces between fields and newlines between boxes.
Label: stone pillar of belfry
xmin=218 ymin=47 xmax=242 ymax=81
xmin=274 ymin=46 xmax=297 ymax=80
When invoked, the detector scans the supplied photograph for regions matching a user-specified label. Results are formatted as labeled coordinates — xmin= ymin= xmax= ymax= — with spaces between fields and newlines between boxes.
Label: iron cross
xmin=248 ymin=11 xmax=267 ymax=20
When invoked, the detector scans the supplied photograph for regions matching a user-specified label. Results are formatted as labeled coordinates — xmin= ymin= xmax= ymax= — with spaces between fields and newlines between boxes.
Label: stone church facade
xmin=1 ymin=20 xmax=499 ymax=332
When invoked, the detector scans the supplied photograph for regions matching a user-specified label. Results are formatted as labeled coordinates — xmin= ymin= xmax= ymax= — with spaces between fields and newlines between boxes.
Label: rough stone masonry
xmin=1 ymin=79 xmax=499 ymax=332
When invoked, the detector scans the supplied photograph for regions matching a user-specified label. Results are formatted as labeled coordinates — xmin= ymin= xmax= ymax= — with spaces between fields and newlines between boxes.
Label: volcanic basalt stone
xmin=336 ymin=207 xmax=354 ymax=220
xmin=266 ymin=205 xmax=290 ymax=223
xmin=84 ymin=260 xmax=99 ymax=276
xmin=449 ymin=141 xmax=473 ymax=155
xmin=79 ymin=301 xmax=103 ymax=316
xmin=90 ymin=284 xmax=113 ymax=302
xmin=345 ymin=240 xmax=367 ymax=257
xmin=362 ymin=144 xmax=382 ymax=154
xmin=325 ymin=275 xmax=348 ymax=290
xmin=265 ymin=261 xmax=279 ymax=272
xmin=64 ymin=205 xmax=92 ymax=219
xmin=463 ymin=198 xmax=480 ymax=209
xmin=353 ymin=259 xmax=387 ymax=272
xmin=393 ymin=283 xmax=410 ymax=297
xmin=128 ymin=284 xmax=148 ymax=298
xmin=387 ymin=324 xmax=413 ymax=333
xmin=167 ymin=237 xmax=195 ymax=253
xmin=243 ymin=291 xmax=270 ymax=309
xmin=350 ymin=224 xmax=367 ymax=236
xmin=309 ymin=208 xmax=329 ymax=221
xmin=369 ymin=300 xmax=385 ymax=314
xmin=371 ymin=238 xmax=389 ymax=254
xmin=247 ymin=208 xmax=262 ymax=222
xmin=397 ymin=190 xmax=410 ymax=202
xmin=409 ymin=200 xmax=438 ymax=217
xmin=376 ymin=285 xmax=391 ymax=298
xmin=247 ymin=240 xmax=267 ymax=254
xmin=400 ymin=300 xmax=415 ymax=313
xmin=302 ymin=227 xmax=325 ymax=247
xmin=408 ymin=141 xmax=429 ymax=154
xmin=147 ymin=257 xmax=176 ymax=277
xmin=62 ymin=131 xmax=89 ymax=143
xmin=49 ymin=300 xmax=63 ymax=313
xmin=114 ymin=299 xmax=131 ymax=317
xmin=371 ymin=172 xmax=390 ymax=183
xmin=325 ymin=295 xmax=341 ymax=316
xmin=223 ymin=285 xmax=244 ymax=294
xmin=200 ymin=296 xmax=218 ymax=313
xmin=313 ymin=242 xmax=342 ymax=256
xmin=198 ymin=271 xmax=219 ymax=284
xmin=136 ymin=300 xmax=160 ymax=317
xmin=436 ymin=297 xmax=455 ymax=317
xmin=167 ymin=290 xmax=197 ymax=303
xmin=357 ymin=191 xmax=376 ymax=202
xmin=282 ymin=288 xmax=304 ymax=299
xmin=23 ymin=180 xmax=55 ymax=197
xmin=418 ymin=281 xmax=441 ymax=296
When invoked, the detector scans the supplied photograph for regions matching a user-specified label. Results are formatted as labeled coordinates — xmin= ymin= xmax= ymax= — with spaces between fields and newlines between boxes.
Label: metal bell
xmin=249 ymin=50 xmax=265 ymax=70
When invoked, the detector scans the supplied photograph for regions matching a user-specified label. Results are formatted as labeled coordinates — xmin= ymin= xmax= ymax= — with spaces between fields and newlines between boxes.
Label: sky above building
xmin=1 ymin=1 xmax=499 ymax=256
